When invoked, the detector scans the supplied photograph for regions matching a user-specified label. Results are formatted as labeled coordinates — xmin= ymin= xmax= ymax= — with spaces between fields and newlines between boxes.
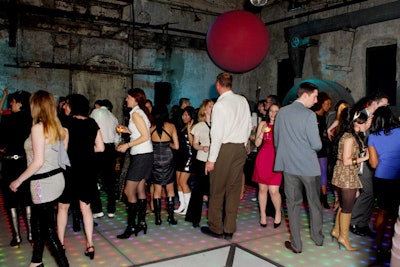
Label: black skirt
xmin=152 ymin=142 xmax=175 ymax=185
xmin=126 ymin=152 xmax=154 ymax=182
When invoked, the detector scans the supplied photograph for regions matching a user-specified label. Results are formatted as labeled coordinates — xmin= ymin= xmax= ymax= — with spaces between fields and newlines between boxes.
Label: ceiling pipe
xmin=265 ymin=0 xmax=367 ymax=26
xmin=285 ymin=1 xmax=400 ymax=41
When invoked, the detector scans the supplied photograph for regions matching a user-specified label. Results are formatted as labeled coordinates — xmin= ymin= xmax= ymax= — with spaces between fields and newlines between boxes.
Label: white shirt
xmin=128 ymin=106 xmax=153 ymax=155
xmin=191 ymin=121 xmax=211 ymax=162
xmin=90 ymin=106 xmax=118 ymax=144
xmin=208 ymin=90 xmax=252 ymax=162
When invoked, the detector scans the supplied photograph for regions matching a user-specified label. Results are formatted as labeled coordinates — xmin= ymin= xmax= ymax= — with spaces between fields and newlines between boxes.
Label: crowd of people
xmin=0 ymin=73 xmax=399 ymax=266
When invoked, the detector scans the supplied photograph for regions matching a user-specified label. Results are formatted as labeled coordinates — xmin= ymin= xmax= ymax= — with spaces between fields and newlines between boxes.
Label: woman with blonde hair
xmin=185 ymin=99 xmax=213 ymax=227
xmin=10 ymin=90 xmax=69 ymax=267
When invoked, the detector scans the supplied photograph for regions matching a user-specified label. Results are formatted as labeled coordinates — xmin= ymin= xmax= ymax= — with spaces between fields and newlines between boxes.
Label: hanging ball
xmin=250 ymin=0 xmax=269 ymax=7
xmin=206 ymin=10 xmax=270 ymax=73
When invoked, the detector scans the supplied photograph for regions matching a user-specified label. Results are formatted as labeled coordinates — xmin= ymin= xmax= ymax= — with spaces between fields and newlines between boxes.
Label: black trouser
xmin=92 ymin=144 xmax=117 ymax=214
xmin=185 ymin=159 xmax=209 ymax=224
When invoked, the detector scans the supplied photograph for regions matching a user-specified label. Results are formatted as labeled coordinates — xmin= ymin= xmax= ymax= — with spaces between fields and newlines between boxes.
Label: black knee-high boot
xmin=117 ymin=202 xmax=137 ymax=239
xmin=31 ymin=207 xmax=46 ymax=264
xmin=167 ymin=197 xmax=178 ymax=225
xmin=48 ymin=227 xmax=69 ymax=266
xmin=135 ymin=199 xmax=147 ymax=236
xmin=153 ymin=199 xmax=162 ymax=225
xmin=9 ymin=208 xmax=21 ymax=247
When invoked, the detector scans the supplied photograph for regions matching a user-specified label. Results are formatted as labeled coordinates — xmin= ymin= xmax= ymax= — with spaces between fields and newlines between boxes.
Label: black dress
xmin=0 ymin=111 xmax=32 ymax=209
xmin=175 ymin=127 xmax=193 ymax=173
xmin=59 ymin=117 xmax=99 ymax=204
xmin=151 ymin=128 xmax=175 ymax=185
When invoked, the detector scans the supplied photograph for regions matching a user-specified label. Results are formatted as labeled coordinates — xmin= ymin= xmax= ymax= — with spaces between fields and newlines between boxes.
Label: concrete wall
xmin=0 ymin=0 xmax=399 ymax=121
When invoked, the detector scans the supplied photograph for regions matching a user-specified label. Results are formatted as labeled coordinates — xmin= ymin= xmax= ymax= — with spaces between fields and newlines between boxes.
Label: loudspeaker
xmin=154 ymin=82 xmax=172 ymax=106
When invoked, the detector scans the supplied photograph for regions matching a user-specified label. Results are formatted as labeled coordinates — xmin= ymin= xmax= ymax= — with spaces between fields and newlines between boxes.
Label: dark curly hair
xmin=332 ymin=107 xmax=368 ymax=161
xmin=370 ymin=106 xmax=400 ymax=135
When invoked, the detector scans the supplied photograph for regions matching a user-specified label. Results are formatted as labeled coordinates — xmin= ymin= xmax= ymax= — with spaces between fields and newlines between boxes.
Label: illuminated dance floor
xmin=0 ymin=186 xmax=386 ymax=267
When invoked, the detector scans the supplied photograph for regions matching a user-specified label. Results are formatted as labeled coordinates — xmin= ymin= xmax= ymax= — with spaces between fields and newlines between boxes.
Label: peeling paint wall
xmin=0 ymin=0 xmax=399 ymax=121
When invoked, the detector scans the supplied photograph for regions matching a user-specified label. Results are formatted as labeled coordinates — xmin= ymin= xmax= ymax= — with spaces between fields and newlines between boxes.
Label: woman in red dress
xmin=252 ymin=103 xmax=282 ymax=228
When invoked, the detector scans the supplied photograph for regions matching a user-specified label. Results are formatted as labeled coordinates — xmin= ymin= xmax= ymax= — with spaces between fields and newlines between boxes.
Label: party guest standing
xmin=174 ymin=106 xmax=195 ymax=215
xmin=331 ymin=108 xmax=369 ymax=251
xmin=368 ymin=106 xmax=400 ymax=261
xmin=10 ymin=90 xmax=69 ymax=267
xmin=312 ymin=92 xmax=332 ymax=209
xmin=252 ymin=103 xmax=282 ymax=228
xmin=274 ymin=82 xmax=324 ymax=253
xmin=117 ymin=88 xmax=153 ymax=239
xmin=185 ymin=99 xmax=214 ymax=228
xmin=0 ymin=90 xmax=33 ymax=247
xmin=201 ymin=72 xmax=252 ymax=240
xmin=57 ymin=94 xmax=104 ymax=260
xmin=150 ymin=105 xmax=179 ymax=225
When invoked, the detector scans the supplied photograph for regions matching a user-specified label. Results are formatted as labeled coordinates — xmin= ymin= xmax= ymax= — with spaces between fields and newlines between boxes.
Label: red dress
xmin=252 ymin=123 xmax=282 ymax=186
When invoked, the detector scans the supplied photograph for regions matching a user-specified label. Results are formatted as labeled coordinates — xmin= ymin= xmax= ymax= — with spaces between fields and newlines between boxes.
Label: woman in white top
xmin=185 ymin=99 xmax=213 ymax=227
xmin=10 ymin=90 xmax=69 ymax=267
xmin=116 ymin=88 xmax=153 ymax=239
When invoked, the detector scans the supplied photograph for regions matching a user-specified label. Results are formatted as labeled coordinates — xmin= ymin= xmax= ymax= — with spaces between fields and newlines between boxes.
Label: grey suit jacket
xmin=274 ymin=101 xmax=322 ymax=176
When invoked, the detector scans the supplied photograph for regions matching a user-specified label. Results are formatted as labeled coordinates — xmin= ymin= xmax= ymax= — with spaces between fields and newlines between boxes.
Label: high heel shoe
xmin=84 ymin=246 xmax=95 ymax=260
xmin=274 ymin=222 xmax=281 ymax=229
xmin=29 ymin=263 xmax=44 ymax=267
xmin=259 ymin=222 xmax=267 ymax=228
xmin=134 ymin=222 xmax=147 ymax=236
xmin=10 ymin=236 xmax=21 ymax=248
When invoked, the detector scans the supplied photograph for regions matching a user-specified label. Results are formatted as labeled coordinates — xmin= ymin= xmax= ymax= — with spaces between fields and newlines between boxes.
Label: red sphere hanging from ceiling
xmin=206 ymin=10 xmax=270 ymax=73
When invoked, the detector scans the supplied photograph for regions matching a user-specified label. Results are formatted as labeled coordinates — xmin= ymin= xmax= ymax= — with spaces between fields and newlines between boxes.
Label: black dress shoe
xmin=284 ymin=241 xmax=302 ymax=254
xmin=200 ymin=227 xmax=223 ymax=238
xmin=360 ymin=226 xmax=374 ymax=237
xmin=192 ymin=222 xmax=200 ymax=228
xmin=350 ymin=225 xmax=366 ymax=236
xmin=223 ymin=233 xmax=233 ymax=241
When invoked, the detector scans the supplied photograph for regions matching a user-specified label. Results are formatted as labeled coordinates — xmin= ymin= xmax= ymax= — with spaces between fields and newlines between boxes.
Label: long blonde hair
xmin=30 ymin=90 xmax=65 ymax=143
xmin=197 ymin=99 xmax=213 ymax=122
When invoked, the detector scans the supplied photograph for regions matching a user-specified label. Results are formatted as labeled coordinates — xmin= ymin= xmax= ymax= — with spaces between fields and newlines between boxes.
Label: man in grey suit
xmin=274 ymin=82 xmax=324 ymax=253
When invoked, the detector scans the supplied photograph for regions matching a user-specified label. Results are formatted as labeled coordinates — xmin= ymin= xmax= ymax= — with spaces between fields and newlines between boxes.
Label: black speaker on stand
xmin=154 ymin=82 xmax=172 ymax=107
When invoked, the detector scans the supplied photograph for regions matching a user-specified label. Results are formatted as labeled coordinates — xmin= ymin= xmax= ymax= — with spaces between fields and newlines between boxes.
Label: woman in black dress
xmin=150 ymin=105 xmax=179 ymax=225
xmin=174 ymin=106 xmax=195 ymax=215
xmin=57 ymin=94 xmax=104 ymax=260
xmin=0 ymin=90 xmax=33 ymax=247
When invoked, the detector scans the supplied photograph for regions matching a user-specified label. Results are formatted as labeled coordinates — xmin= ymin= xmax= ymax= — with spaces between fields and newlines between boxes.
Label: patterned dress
xmin=332 ymin=132 xmax=363 ymax=189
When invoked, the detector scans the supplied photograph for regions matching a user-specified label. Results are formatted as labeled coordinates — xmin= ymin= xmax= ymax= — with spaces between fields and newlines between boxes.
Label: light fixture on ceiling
xmin=250 ymin=0 xmax=268 ymax=7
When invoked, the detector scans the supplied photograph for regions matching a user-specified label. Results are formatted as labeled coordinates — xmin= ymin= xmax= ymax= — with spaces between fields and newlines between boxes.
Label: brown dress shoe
xmin=284 ymin=241 xmax=302 ymax=254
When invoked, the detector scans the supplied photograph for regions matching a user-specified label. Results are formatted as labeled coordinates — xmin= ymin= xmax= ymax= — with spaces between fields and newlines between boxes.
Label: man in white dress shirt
xmin=201 ymin=72 xmax=252 ymax=240
xmin=90 ymin=99 xmax=119 ymax=218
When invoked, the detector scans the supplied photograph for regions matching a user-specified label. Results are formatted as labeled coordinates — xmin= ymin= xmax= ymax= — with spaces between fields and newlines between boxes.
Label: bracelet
xmin=352 ymin=158 xmax=357 ymax=166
